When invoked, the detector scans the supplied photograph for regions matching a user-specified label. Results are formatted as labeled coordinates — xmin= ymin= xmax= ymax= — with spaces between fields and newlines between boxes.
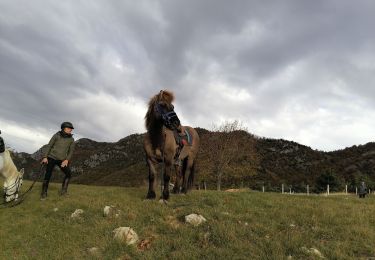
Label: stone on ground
xmin=87 ymin=247 xmax=101 ymax=257
xmin=103 ymin=205 xmax=121 ymax=218
xmin=185 ymin=213 xmax=207 ymax=226
xmin=71 ymin=209 xmax=84 ymax=219
xmin=113 ymin=227 xmax=139 ymax=245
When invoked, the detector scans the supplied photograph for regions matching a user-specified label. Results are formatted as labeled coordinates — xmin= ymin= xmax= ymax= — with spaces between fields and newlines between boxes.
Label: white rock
xmin=113 ymin=227 xmax=139 ymax=245
xmin=71 ymin=209 xmax=84 ymax=218
xmin=53 ymin=208 xmax=59 ymax=212
xmin=104 ymin=206 xmax=112 ymax=216
xmin=87 ymin=247 xmax=101 ymax=257
xmin=301 ymin=247 xmax=325 ymax=259
xmin=310 ymin=248 xmax=324 ymax=258
xmin=185 ymin=214 xmax=207 ymax=226
xmin=104 ymin=206 xmax=121 ymax=218
xmin=103 ymin=205 xmax=115 ymax=216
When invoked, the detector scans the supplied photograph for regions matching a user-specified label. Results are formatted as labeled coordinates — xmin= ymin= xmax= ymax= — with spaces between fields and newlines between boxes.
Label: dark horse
xmin=144 ymin=90 xmax=200 ymax=201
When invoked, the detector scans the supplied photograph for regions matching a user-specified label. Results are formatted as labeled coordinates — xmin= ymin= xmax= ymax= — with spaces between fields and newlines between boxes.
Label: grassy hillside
xmin=1 ymin=181 xmax=375 ymax=259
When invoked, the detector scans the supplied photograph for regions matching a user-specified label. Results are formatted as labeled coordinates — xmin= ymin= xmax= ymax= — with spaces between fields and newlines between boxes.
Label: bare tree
xmin=209 ymin=120 xmax=248 ymax=191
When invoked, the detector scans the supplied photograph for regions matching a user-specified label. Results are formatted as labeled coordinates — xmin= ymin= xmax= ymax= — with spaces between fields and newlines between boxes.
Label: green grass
xmin=1 ymin=181 xmax=375 ymax=259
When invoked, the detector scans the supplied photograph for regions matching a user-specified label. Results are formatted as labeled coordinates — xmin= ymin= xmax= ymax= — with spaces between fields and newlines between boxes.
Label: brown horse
xmin=144 ymin=90 xmax=200 ymax=201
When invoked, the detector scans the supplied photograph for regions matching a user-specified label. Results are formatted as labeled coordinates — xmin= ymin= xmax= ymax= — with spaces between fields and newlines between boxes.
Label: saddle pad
xmin=174 ymin=128 xmax=193 ymax=147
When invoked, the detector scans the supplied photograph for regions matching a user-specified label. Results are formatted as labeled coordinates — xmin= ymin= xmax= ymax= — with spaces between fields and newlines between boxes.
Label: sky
xmin=1 ymin=0 xmax=375 ymax=153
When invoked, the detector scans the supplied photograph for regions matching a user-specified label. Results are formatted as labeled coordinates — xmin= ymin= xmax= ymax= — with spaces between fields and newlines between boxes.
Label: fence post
xmin=327 ymin=185 xmax=330 ymax=195
xmin=356 ymin=187 xmax=358 ymax=195
xmin=289 ymin=187 xmax=292 ymax=195
xmin=369 ymin=189 xmax=371 ymax=195
xmin=204 ymin=181 xmax=207 ymax=191
xmin=307 ymin=185 xmax=309 ymax=195
xmin=262 ymin=186 xmax=265 ymax=193
xmin=282 ymin=184 xmax=284 ymax=194
xmin=345 ymin=185 xmax=348 ymax=195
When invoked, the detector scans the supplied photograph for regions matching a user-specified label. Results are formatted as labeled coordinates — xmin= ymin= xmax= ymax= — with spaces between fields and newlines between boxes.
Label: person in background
xmin=40 ymin=122 xmax=75 ymax=200
xmin=359 ymin=181 xmax=367 ymax=198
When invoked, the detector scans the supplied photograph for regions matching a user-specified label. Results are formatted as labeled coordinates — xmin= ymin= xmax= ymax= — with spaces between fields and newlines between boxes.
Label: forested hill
xmin=11 ymin=128 xmax=375 ymax=191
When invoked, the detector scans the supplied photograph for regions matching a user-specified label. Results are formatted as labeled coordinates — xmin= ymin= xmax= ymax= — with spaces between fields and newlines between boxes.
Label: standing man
xmin=41 ymin=122 xmax=75 ymax=200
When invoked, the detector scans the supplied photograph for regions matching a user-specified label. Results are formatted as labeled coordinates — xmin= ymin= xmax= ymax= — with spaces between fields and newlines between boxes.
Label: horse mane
xmin=145 ymin=90 xmax=175 ymax=148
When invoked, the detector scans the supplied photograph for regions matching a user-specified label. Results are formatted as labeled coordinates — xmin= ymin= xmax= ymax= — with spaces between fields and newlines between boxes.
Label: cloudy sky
xmin=1 ymin=0 xmax=375 ymax=153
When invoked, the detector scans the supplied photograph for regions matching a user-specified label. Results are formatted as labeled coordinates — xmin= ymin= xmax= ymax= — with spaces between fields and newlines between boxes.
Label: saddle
xmin=173 ymin=127 xmax=193 ymax=166
xmin=173 ymin=127 xmax=193 ymax=148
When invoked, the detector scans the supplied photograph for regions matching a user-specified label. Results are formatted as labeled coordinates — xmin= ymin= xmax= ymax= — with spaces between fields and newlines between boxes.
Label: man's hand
xmin=61 ymin=160 xmax=69 ymax=168
xmin=41 ymin=157 xmax=48 ymax=164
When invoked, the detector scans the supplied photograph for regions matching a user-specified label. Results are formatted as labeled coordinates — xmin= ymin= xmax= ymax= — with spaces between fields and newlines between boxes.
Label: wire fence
xmin=196 ymin=181 xmax=374 ymax=196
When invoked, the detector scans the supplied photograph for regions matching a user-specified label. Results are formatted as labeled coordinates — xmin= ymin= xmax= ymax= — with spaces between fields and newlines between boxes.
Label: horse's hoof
xmin=162 ymin=192 xmax=170 ymax=201
xmin=146 ymin=191 xmax=156 ymax=200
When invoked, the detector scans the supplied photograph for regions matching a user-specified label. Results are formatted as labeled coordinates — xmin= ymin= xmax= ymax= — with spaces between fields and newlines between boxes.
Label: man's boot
xmin=40 ymin=180 xmax=49 ymax=200
xmin=60 ymin=177 xmax=70 ymax=196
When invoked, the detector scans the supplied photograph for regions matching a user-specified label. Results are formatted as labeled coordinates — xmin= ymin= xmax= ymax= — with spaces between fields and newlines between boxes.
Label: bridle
xmin=1 ymin=165 xmax=44 ymax=208
xmin=155 ymin=103 xmax=180 ymax=130
xmin=3 ymin=174 xmax=23 ymax=202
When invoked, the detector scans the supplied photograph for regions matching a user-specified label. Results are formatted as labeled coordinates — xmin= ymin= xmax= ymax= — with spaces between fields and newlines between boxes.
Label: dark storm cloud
xmin=0 ymin=0 xmax=375 ymax=152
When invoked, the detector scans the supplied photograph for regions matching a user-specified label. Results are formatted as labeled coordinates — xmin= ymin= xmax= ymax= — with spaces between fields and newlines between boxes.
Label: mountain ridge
xmin=10 ymin=128 xmax=375 ymax=192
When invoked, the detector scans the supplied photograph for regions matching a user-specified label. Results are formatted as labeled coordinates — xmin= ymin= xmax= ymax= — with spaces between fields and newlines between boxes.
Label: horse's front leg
xmin=162 ymin=160 xmax=172 ymax=200
xmin=146 ymin=158 xmax=157 ymax=199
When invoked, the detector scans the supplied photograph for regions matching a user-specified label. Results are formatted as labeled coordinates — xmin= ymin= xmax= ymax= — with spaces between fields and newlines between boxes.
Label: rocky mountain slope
xmin=10 ymin=129 xmax=375 ymax=191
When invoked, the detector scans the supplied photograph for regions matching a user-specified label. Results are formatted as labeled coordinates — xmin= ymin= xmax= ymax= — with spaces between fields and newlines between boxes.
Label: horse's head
xmin=156 ymin=90 xmax=175 ymax=112
xmin=3 ymin=168 xmax=24 ymax=202
xmin=145 ymin=90 xmax=180 ymax=130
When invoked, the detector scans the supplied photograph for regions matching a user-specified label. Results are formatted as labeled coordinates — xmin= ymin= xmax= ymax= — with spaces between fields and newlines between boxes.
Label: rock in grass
xmin=103 ymin=206 xmax=112 ymax=216
xmin=71 ymin=209 xmax=84 ymax=219
xmin=113 ymin=227 xmax=139 ymax=245
xmin=185 ymin=213 xmax=207 ymax=226
xmin=301 ymin=247 xmax=325 ymax=259
xmin=103 ymin=205 xmax=121 ymax=218
xmin=309 ymin=248 xmax=324 ymax=258
xmin=87 ymin=247 xmax=101 ymax=257
xmin=53 ymin=208 xmax=58 ymax=212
